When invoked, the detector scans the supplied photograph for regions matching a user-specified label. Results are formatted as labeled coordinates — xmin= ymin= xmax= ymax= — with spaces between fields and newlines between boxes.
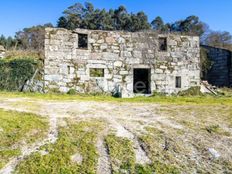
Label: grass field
xmin=0 ymin=92 xmax=231 ymax=174
xmin=0 ymin=91 xmax=232 ymax=105
xmin=0 ymin=109 xmax=49 ymax=169
xmin=16 ymin=120 xmax=105 ymax=174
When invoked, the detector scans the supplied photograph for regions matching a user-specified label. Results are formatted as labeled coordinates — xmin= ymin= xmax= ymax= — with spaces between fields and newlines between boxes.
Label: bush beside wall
xmin=0 ymin=58 xmax=39 ymax=91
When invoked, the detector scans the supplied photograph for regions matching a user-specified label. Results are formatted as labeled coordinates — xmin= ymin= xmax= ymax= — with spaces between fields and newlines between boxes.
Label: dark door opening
xmin=133 ymin=69 xmax=151 ymax=94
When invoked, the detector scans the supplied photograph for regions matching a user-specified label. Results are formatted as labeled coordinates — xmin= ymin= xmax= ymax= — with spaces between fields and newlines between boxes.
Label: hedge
xmin=0 ymin=58 xmax=39 ymax=91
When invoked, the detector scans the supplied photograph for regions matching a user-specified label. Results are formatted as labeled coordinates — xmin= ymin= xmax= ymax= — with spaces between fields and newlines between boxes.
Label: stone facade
xmin=0 ymin=45 xmax=5 ymax=58
xmin=202 ymin=45 xmax=232 ymax=87
xmin=44 ymin=28 xmax=200 ymax=97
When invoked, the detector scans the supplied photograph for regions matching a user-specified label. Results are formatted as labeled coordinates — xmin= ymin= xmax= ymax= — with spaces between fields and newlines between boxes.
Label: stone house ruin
xmin=44 ymin=28 xmax=200 ymax=97
xmin=202 ymin=45 xmax=232 ymax=87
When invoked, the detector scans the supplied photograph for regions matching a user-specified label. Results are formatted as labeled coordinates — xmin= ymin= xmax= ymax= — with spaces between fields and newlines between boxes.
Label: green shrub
xmin=178 ymin=87 xmax=203 ymax=96
xmin=0 ymin=58 xmax=39 ymax=91
xmin=152 ymin=91 xmax=167 ymax=96
xmin=67 ymin=89 xmax=77 ymax=95
xmin=200 ymin=48 xmax=213 ymax=79
xmin=217 ymin=88 xmax=232 ymax=97
xmin=205 ymin=124 xmax=230 ymax=136
xmin=205 ymin=124 xmax=220 ymax=134
xmin=47 ymin=88 xmax=61 ymax=94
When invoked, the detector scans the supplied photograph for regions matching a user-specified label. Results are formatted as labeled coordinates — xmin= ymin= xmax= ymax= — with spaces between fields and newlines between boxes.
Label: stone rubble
xmin=208 ymin=148 xmax=220 ymax=159
xmin=0 ymin=45 xmax=5 ymax=59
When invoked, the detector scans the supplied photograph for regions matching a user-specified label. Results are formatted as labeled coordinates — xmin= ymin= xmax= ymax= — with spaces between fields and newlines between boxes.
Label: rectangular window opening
xmin=90 ymin=68 xmax=104 ymax=77
xmin=78 ymin=33 xmax=88 ymax=49
xmin=176 ymin=76 xmax=181 ymax=88
xmin=67 ymin=66 xmax=71 ymax=74
xmin=159 ymin=37 xmax=167 ymax=51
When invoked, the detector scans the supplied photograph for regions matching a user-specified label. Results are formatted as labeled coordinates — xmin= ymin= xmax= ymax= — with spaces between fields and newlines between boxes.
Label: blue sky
xmin=0 ymin=0 xmax=231 ymax=37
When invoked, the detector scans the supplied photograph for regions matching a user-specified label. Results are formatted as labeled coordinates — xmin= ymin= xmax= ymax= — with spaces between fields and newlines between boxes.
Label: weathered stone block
xmin=100 ymin=44 xmax=108 ymax=50
xmin=106 ymin=37 xmax=115 ymax=43
xmin=114 ymin=61 xmax=123 ymax=67
xmin=120 ymin=71 xmax=129 ymax=75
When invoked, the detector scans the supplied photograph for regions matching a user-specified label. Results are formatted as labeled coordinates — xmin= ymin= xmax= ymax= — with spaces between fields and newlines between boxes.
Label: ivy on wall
xmin=0 ymin=58 xmax=39 ymax=91
xmin=200 ymin=48 xmax=213 ymax=79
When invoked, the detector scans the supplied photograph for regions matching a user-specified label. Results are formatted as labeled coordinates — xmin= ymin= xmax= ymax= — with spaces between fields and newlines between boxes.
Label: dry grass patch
xmin=141 ymin=105 xmax=232 ymax=173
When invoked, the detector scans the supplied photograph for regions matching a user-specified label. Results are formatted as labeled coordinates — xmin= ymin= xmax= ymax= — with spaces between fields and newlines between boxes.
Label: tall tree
xmin=62 ymin=3 xmax=85 ymax=30
xmin=113 ymin=6 xmax=129 ymax=30
xmin=57 ymin=2 xmax=151 ymax=32
xmin=0 ymin=35 xmax=7 ymax=48
xmin=151 ymin=16 xmax=164 ymax=31
xmin=170 ymin=16 xmax=207 ymax=36
xmin=57 ymin=17 xmax=68 ymax=28
xmin=15 ymin=23 xmax=53 ymax=50
xmin=135 ymin=12 xmax=151 ymax=31
xmin=151 ymin=15 xmax=208 ymax=36
xmin=0 ymin=35 xmax=17 ymax=50
xmin=203 ymin=31 xmax=232 ymax=48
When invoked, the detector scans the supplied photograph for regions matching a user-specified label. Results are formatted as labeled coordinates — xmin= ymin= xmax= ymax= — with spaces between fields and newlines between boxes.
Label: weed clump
xmin=178 ymin=87 xmax=203 ymax=96
xmin=217 ymin=88 xmax=232 ymax=97
xmin=67 ymin=89 xmax=77 ymax=95
xmin=205 ymin=124 xmax=230 ymax=136
xmin=205 ymin=124 xmax=220 ymax=134
xmin=152 ymin=91 xmax=167 ymax=96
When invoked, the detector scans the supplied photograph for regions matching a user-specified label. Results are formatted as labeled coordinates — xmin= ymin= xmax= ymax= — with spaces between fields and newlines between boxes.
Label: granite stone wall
xmin=0 ymin=45 xmax=5 ymax=58
xmin=202 ymin=45 xmax=232 ymax=87
xmin=44 ymin=28 xmax=200 ymax=97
